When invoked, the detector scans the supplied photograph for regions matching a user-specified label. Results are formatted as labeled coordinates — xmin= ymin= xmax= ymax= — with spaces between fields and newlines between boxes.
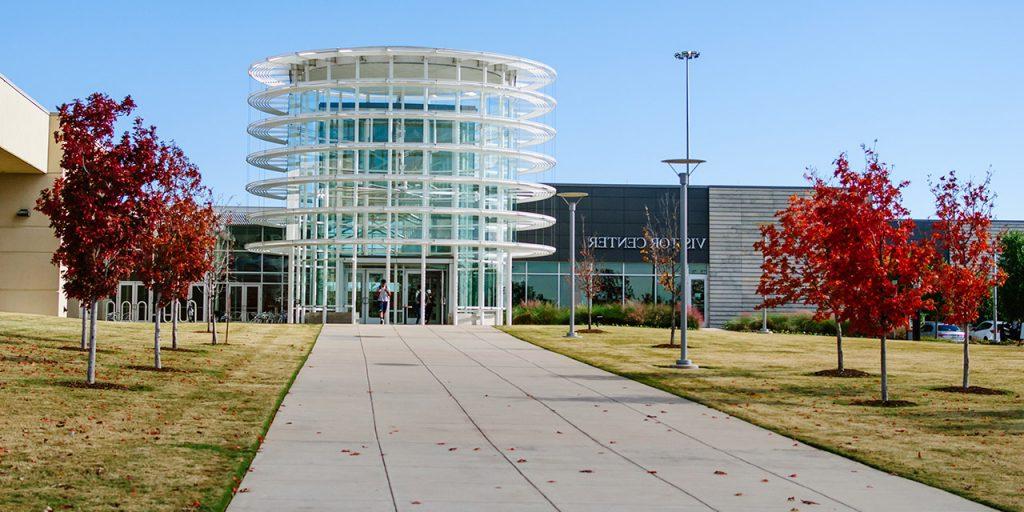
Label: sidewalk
xmin=227 ymin=324 xmax=991 ymax=512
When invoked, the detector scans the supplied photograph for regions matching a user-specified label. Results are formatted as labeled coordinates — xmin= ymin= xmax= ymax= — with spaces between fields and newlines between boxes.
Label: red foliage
xmin=809 ymin=150 xmax=936 ymax=337
xmin=135 ymin=140 xmax=217 ymax=307
xmin=36 ymin=94 xmax=148 ymax=304
xmin=759 ymin=149 xmax=936 ymax=337
xmin=930 ymin=171 xmax=1004 ymax=326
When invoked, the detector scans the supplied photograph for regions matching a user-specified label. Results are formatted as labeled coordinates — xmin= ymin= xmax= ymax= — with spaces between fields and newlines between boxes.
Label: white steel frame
xmin=245 ymin=47 xmax=556 ymax=325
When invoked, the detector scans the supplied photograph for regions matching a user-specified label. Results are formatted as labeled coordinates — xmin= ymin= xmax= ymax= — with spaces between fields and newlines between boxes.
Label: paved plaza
xmin=228 ymin=325 xmax=991 ymax=512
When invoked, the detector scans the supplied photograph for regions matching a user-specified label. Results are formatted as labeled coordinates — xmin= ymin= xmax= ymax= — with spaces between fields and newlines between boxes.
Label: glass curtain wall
xmin=245 ymin=47 xmax=557 ymax=324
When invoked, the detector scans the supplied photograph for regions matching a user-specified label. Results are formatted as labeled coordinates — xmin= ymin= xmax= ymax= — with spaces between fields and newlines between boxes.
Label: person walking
xmin=376 ymin=279 xmax=391 ymax=323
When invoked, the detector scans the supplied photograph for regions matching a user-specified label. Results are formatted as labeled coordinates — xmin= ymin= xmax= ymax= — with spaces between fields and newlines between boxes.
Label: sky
xmin=2 ymin=0 xmax=1022 ymax=218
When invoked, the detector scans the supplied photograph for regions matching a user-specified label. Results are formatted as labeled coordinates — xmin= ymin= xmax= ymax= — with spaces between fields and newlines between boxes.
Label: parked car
xmin=970 ymin=321 xmax=1013 ymax=342
xmin=922 ymin=322 xmax=966 ymax=342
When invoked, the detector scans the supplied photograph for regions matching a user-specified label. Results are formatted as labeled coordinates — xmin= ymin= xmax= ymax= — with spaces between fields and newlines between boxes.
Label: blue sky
xmin=2 ymin=1 xmax=1022 ymax=218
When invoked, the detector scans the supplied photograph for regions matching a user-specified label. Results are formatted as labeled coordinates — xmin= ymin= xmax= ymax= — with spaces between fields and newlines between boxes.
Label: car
xmin=922 ymin=322 xmax=966 ymax=342
xmin=970 ymin=321 xmax=1009 ymax=342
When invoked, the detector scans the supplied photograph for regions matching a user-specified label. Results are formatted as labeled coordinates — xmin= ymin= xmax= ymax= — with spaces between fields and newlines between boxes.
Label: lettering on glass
xmin=584 ymin=236 xmax=707 ymax=250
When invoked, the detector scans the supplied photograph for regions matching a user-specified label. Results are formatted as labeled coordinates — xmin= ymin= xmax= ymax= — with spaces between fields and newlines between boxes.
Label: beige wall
xmin=0 ymin=73 xmax=50 ymax=173
xmin=0 ymin=110 xmax=66 ymax=316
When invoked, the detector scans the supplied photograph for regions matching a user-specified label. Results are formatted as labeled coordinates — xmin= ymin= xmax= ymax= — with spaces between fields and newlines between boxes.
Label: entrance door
xmin=689 ymin=277 xmax=707 ymax=327
xmin=403 ymin=269 xmax=446 ymax=324
xmin=229 ymin=284 xmax=260 ymax=322
xmin=358 ymin=269 xmax=388 ymax=324
xmin=118 ymin=281 xmax=150 ymax=321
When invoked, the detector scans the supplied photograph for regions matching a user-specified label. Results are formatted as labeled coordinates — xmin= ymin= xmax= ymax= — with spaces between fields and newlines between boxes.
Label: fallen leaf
xmin=714 ymin=470 xmax=728 ymax=475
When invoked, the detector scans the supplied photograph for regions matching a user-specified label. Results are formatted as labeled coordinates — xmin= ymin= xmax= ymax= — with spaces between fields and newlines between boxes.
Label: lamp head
xmin=674 ymin=51 xmax=700 ymax=60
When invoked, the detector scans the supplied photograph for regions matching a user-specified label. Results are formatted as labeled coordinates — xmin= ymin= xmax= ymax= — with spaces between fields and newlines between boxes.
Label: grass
xmin=500 ymin=325 xmax=1024 ymax=512
xmin=0 ymin=312 xmax=320 ymax=512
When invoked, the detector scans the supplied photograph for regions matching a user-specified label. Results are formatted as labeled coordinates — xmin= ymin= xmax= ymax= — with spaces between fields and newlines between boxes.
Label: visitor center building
xmin=245 ymin=47 xmax=558 ymax=325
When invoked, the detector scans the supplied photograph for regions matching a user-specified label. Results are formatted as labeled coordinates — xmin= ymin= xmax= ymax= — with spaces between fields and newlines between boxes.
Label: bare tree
xmin=641 ymin=194 xmax=682 ymax=346
xmin=575 ymin=219 xmax=603 ymax=330
xmin=204 ymin=217 xmax=232 ymax=345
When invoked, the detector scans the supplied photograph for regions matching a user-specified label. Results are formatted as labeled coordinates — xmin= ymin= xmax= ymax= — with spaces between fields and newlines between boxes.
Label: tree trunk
xmin=587 ymin=297 xmax=593 ymax=330
xmin=172 ymin=301 xmax=178 ymax=350
xmin=962 ymin=322 xmax=970 ymax=389
xmin=87 ymin=302 xmax=98 ymax=385
xmin=669 ymin=298 xmax=677 ymax=346
xmin=225 ymin=310 xmax=230 ymax=345
xmin=153 ymin=292 xmax=162 ymax=370
xmin=835 ymin=316 xmax=844 ymax=372
xmin=80 ymin=301 xmax=88 ymax=350
xmin=880 ymin=336 xmax=888 ymax=402
xmin=211 ymin=316 xmax=218 ymax=345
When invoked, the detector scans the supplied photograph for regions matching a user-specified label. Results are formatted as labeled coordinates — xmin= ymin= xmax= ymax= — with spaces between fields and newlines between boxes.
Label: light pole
xmin=558 ymin=192 xmax=588 ymax=338
xmin=992 ymin=250 xmax=1000 ymax=342
xmin=662 ymin=49 xmax=702 ymax=369
xmin=758 ymin=224 xmax=772 ymax=333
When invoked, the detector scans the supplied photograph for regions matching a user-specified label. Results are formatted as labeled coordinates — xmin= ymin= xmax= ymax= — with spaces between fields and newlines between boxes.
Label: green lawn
xmin=0 ymin=312 xmax=320 ymax=512
xmin=501 ymin=325 xmax=1024 ymax=512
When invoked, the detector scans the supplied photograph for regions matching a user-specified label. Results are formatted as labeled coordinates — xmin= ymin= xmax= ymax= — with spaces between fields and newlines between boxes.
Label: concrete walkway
xmin=228 ymin=325 xmax=990 ymax=512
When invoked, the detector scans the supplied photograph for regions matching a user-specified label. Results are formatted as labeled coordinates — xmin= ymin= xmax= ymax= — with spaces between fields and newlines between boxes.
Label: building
xmin=3 ymin=68 xmax=1022 ymax=328
xmin=244 ymin=47 xmax=558 ymax=325
xmin=516 ymin=184 xmax=810 ymax=327
xmin=0 ymin=74 xmax=66 ymax=317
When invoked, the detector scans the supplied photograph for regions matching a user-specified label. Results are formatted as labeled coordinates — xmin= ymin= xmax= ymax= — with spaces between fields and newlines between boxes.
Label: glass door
xmin=403 ymin=268 xmax=446 ymax=325
xmin=689 ymin=277 xmax=707 ymax=327
xmin=229 ymin=284 xmax=261 ymax=322
xmin=360 ymin=269 xmax=387 ymax=324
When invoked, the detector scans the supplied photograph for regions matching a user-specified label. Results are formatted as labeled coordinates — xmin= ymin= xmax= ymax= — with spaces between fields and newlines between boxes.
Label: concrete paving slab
xmin=228 ymin=324 xmax=992 ymax=512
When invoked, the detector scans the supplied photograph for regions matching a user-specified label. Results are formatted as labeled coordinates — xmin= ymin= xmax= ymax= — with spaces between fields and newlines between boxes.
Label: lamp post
xmin=558 ymin=192 xmax=589 ymax=338
xmin=992 ymin=250 xmax=1000 ymax=343
xmin=758 ymin=224 xmax=772 ymax=333
xmin=662 ymin=49 xmax=702 ymax=369
xmin=663 ymin=159 xmax=703 ymax=368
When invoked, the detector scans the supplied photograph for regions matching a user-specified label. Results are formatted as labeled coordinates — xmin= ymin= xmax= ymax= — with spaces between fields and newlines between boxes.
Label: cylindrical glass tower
xmin=245 ymin=47 xmax=556 ymax=325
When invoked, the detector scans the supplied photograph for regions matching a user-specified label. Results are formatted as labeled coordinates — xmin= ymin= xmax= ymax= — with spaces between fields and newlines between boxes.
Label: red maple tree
xmin=136 ymin=139 xmax=217 ymax=368
xmin=930 ymin=170 xmax=1005 ymax=391
xmin=756 ymin=189 xmax=859 ymax=374
xmin=37 ymin=94 xmax=150 ymax=384
xmin=811 ymin=149 xmax=935 ymax=402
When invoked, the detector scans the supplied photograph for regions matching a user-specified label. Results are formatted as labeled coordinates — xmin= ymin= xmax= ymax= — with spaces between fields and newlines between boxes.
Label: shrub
xmin=724 ymin=311 xmax=845 ymax=336
xmin=511 ymin=300 xmax=701 ymax=329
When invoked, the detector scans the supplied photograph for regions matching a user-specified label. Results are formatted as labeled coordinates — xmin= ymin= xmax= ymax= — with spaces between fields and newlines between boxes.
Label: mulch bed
xmin=53 ymin=380 xmax=150 ymax=392
xmin=576 ymin=328 xmax=606 ymax=334
xmin=850 ymin=399 xmax=917 ymax=407
xmin=934 ymin=385 xmax=1011 ymax=396
xmin=811 ymin=368 xmax=872 ymax=378
xmin=124 ymin=365 xmax=190 ymax=373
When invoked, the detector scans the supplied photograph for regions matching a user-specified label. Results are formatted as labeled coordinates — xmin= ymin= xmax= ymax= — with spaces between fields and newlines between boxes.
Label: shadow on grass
xmin=55 ymin=346 xmax=115 ymax=354
xmin=933 ymin=385 xmax=1012 ymax=396
xmin=850 ymin=399 xmax=917 ymax=407
xmin=810 ymin=368 xmax=872 ymax=378
xmin=165 ymin=346 xmax=207 ymax=353
xmin=0 ymin=354 xmax=59 ymax=364
xmin=47 ymin=379 xmax=153 ymax=392
xmin=124 ymin=365 xmax=191 ymax=373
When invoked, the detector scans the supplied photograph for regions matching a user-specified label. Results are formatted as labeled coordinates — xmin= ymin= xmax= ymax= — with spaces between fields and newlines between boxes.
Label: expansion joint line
xmin=358 ymin=333 xmax=399 ymax=512
xmin=392 ymin=328 xmax=562 ymax=512
xmin=437 ymin=327 xmax=719 ymax=511
xmin=465 ymin=329 xmax=863 ymax=512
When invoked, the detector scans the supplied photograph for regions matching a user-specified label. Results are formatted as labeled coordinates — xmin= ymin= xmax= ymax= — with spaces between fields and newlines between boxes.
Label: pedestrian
xmin=425 ymin=289 xmax=435 ymax=324
xmin=376 ymin=279 xmax=391 ymax=323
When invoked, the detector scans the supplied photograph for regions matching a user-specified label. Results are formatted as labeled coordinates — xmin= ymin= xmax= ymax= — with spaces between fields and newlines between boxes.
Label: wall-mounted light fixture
xmin=16 ymin=209 xmax=30 ymax=217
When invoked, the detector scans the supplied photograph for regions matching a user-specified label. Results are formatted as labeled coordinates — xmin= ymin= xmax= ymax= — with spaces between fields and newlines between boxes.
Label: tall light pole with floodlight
xmin=558 ymin=192 xmax=588 ymax=338
xmin=662 ymin=49 xmax=702 ymax=369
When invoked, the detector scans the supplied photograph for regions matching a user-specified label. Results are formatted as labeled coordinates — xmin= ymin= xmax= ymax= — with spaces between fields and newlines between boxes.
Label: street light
xmin=663 ymin=159 xmax=704 ymax=368
xmin=558 ymin=191 xmax=589 ymax=338
xmin=758 ymin=223 xmax=772 ymax=334
xmin=663 ymin=49 xmax=703 ymax=370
